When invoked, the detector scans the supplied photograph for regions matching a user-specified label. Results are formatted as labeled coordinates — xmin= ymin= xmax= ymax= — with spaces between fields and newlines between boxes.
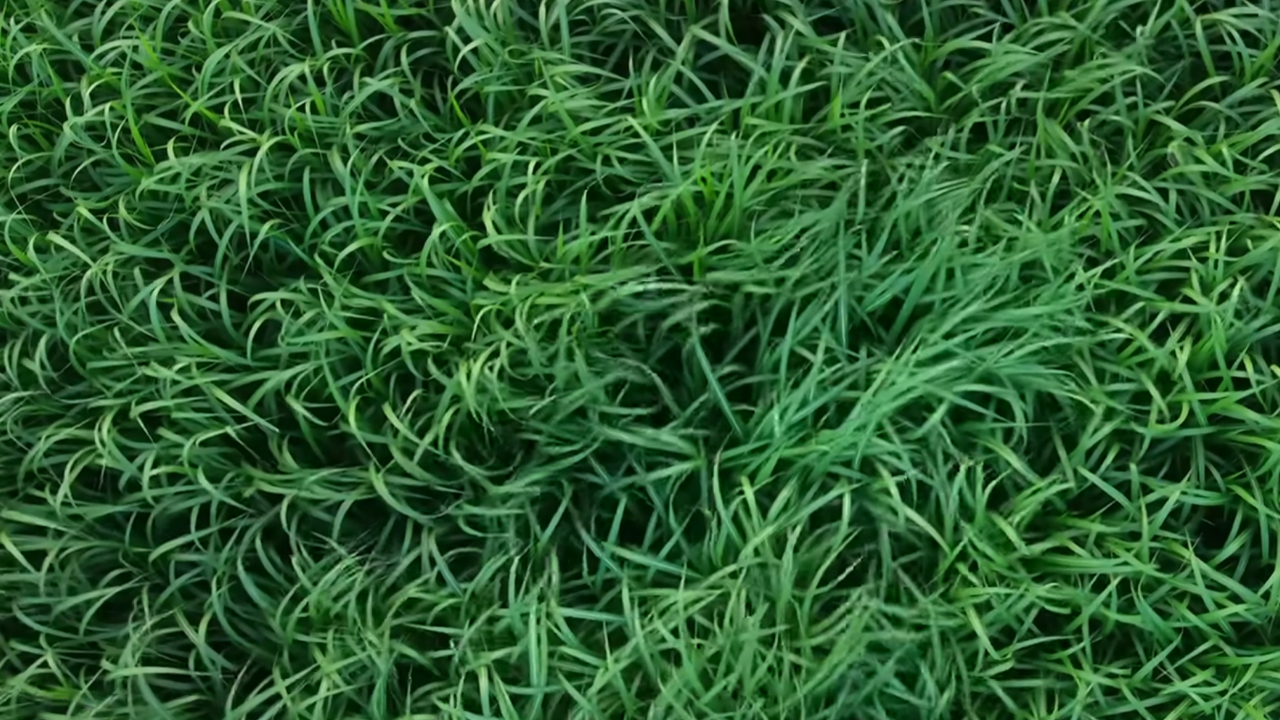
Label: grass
xmin=3 ymin=0 xmax=1280 ymax=717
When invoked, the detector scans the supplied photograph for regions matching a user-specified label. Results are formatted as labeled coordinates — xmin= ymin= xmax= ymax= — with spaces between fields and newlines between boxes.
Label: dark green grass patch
xmin=4 ymin=0 xmax=1280 ymax=718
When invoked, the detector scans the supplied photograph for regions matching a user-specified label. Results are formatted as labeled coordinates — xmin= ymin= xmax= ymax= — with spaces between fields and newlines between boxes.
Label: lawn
xmin=3 ymin=0 xmax=1280 ymax=718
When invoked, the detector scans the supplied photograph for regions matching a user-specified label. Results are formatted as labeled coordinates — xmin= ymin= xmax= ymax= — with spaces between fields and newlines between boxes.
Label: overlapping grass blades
xmin=4 ymin=0 xmax=1280 ymax=718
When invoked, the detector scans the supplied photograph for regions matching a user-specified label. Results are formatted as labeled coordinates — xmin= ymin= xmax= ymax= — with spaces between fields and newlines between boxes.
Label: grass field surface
xmin=3 ymin=0 xmax=1280 ymax=718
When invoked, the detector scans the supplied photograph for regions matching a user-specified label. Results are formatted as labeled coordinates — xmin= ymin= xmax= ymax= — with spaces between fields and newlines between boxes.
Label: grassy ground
xmin=3 ymin=0 xmax=1280 ymax=718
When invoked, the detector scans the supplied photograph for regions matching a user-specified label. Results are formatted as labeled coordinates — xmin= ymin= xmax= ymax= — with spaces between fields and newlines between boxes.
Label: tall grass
xmin=4 ymin=0 xmax=1280 ymax=718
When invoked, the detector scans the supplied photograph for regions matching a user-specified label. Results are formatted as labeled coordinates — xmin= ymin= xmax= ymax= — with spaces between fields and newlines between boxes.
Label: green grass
xmin=3 ymin=0 xmax=1280 ymax=718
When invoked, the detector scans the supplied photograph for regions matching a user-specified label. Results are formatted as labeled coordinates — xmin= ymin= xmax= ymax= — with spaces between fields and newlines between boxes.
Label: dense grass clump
xmin=4 ymin=0 xmax=1280 ymax=717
